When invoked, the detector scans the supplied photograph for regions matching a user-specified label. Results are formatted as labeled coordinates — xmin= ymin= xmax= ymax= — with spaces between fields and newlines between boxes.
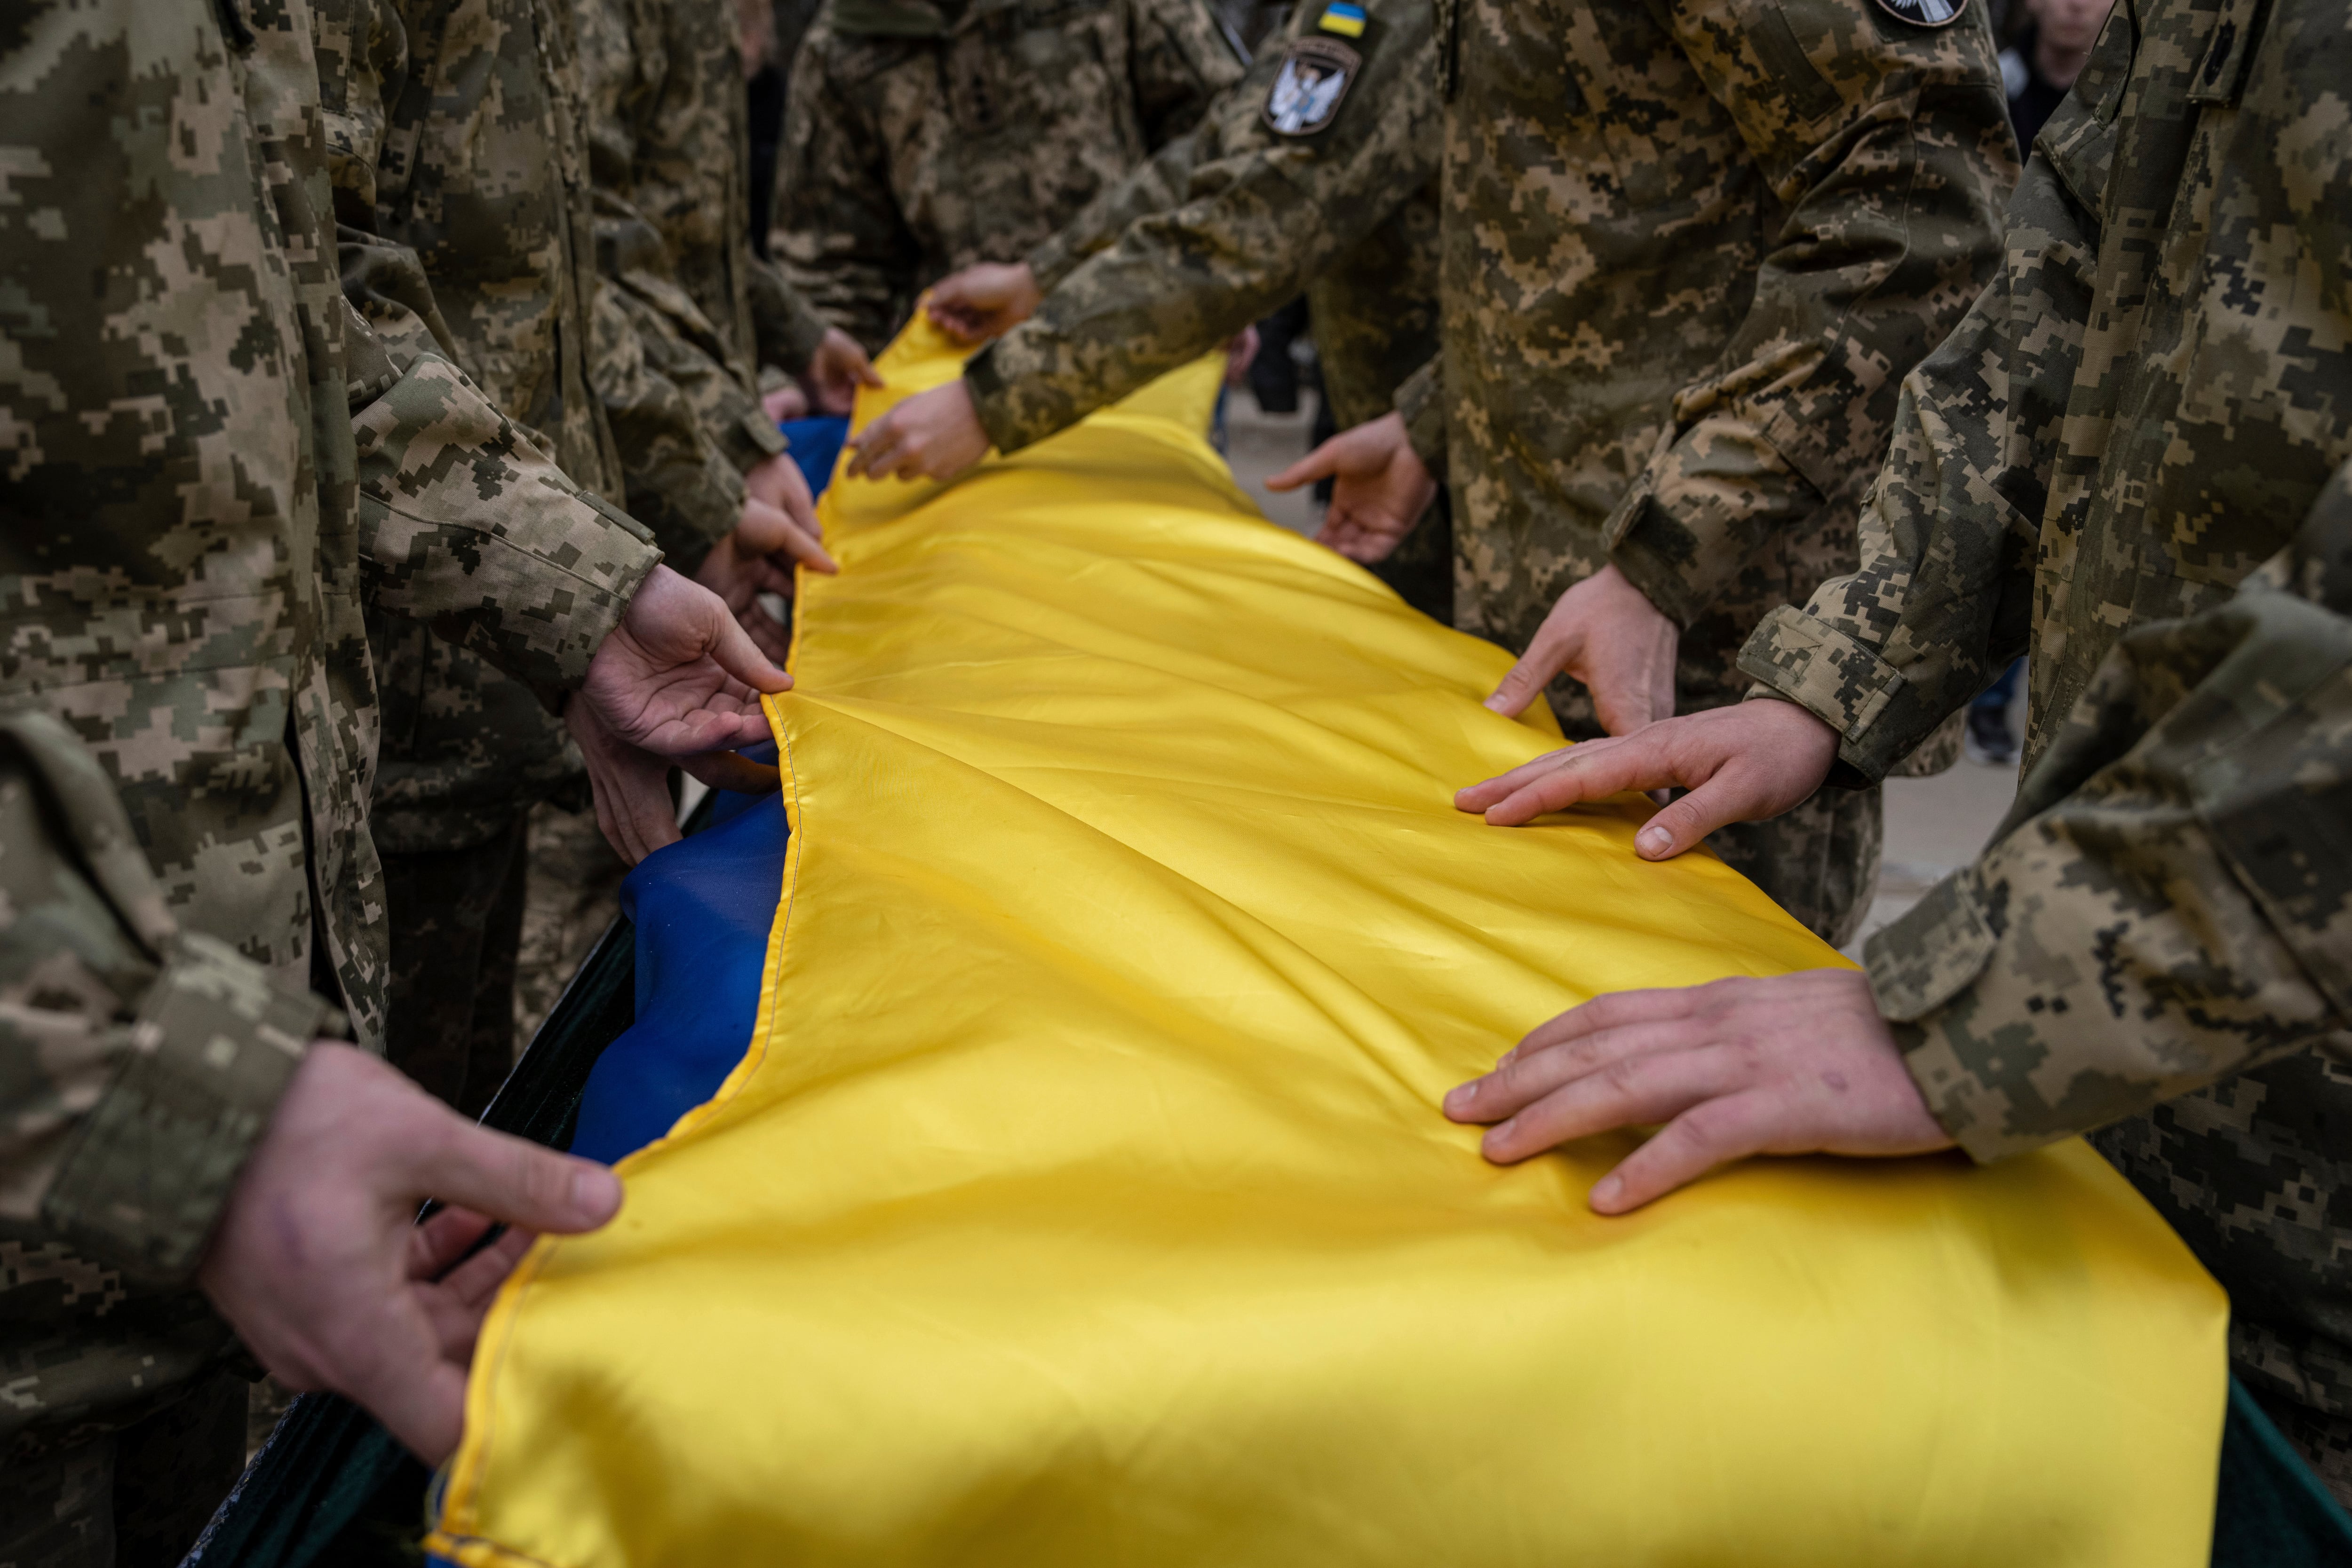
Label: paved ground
xmin=1221 ymin=390 xmax=2023 ymax=956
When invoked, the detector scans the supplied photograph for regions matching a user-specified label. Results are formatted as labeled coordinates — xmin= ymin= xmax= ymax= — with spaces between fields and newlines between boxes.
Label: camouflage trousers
xmin=511 ymin=801 xmax=632 ymax=1048
xmin=0 ymin=1371 xmax=244 ymax=1568
xmin=2093 ymin=1048 xmax=2352 ymax=1511
xmin=380 ymin=819 xmax=532 ymax=1119
xmin=1703 ymin=783 xmax=1883 ymax=951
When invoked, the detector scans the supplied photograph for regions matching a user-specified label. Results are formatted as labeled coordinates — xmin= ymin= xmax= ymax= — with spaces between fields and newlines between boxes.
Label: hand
xmin=1267 ymin=412 xmax=1437 ymax=565
xmin=1224 ymin=325 xmax=1260 ymax=387
xmin=698 ymin=458 xmax=837 ymax=664
xmin=1455 ymin=698 xmax=1840 ymax=857
xmin=1485 ymin=564 xmax=1677 ymax=736
xmin=198 ymin=1044 xmax=625 ymax=1464
xmin=926 ymin=262 xmax=1042 ymax=343
xmin=761 ymin=381 xmax=809 ymax=424
xmin=803 ymin=327 xmax=881 ymax=416
xmin=572 ymin=565 xmax=794 ymax=862
xmin=1442 ymin=969 xmax=1952 ymax=1213
xmin=844 ymin=379 xmax=990 ymax=483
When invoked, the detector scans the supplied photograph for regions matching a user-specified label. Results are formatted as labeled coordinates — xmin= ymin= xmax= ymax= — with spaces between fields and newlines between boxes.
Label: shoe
xmin=1963 ymin=704 xmax=2017 ymax=766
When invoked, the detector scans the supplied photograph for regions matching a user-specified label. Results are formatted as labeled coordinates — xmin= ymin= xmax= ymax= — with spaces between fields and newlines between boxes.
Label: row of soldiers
xmin=0 ymin=0 xmax=2347 ymax=1564
xmin=795 ymin=0 xmax=2352 ymax=1519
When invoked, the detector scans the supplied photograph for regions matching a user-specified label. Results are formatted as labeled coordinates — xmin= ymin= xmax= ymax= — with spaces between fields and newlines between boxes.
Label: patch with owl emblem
xmin=1261 ymin=37 xmax=1360 ymax=136
xmin=1871 ymin=0 xmax=1967 ymax=26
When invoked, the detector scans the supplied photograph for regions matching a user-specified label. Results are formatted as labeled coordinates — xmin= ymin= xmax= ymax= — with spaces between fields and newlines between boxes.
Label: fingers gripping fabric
xmin=429 ymin=320 xmax=2227 ymax=1568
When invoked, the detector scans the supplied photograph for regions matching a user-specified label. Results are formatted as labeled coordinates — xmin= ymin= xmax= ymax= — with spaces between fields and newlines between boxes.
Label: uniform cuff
xmin=720 ymin=406 xmax=790 ymax=473
xmin=1026 ymin=236 xmax=1079 ymax=296
xmin=41 ymin=934 xmax=332 ymax=1284
xmin=1393 ymin=360 xmax=1447 ymax=482
xmin=962 ymin=344 xmax=1056 ymax=456
xmin=1603 ymin=486 xmax=1708 ymax=629
xmin=1736 ymin=605 xmax=1912 ymax=783
xmin=1861 ymin=871 xmax=2017 ymax=1163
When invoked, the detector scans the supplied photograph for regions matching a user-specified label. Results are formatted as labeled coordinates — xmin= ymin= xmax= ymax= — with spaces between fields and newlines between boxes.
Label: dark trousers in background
xmin=380 ymin=817 xmax=531 ymax=1120
xmin=0 ymin=1370 xmax=247 ymax=1568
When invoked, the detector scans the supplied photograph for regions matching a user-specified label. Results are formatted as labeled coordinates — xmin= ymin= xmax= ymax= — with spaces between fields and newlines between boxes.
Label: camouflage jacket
xmin=320 ymin=0 xmax=627 ymax=850
xmin=963 ymin=0 xmax=1439 ymax=453
xmin=583 ymin=0 xmax=830 ymax=498
xmin=1406 ymin=0 xmax=2015 ymax=740
xmin=0 ymin=0 xmax=659 ymax=1448
xmin=773 ymin=0 xmax=1246 ymax=351
xmin=1739 ymin=0 xmax=2352 ymax=1423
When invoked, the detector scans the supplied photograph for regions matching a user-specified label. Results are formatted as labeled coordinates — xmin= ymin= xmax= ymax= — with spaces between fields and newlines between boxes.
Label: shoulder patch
xmin=1261 ymin=37 xmax=1359 ymax=136
xmin=1870 ymin=0 xmax=1967 ymax=27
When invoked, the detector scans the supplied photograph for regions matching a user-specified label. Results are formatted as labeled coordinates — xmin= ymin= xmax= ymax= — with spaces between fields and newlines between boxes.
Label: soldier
xmin=0 ymin=0 xmax=795 ymax=1558
xmin=1273 ymin=0 xmax=2018 ymax=946
xmin=844 ymin=0 xmax=1449 ymax=616
xmin=772 ymin=0 xmax=1247 ymax=353
xmin=1438 ymin=0 xmax=2352 ymax=1503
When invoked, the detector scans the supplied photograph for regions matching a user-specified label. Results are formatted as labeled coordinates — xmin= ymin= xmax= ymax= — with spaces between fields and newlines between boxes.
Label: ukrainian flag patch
xmin=1318 ymin=2 xmax=1367 ymax=36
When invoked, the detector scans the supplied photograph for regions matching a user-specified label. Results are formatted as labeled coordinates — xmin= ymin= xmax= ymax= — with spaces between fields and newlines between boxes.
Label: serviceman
xmin=1278 ymin=0 xmax=2018 ymax=946
xmin=320 ymin=0 xmax=643 ymax=1123
xmin=772 ymin=0 xmax=1247 ymax=353
xmin=843 ymin=0 xmax=1450 ymax=617
xmin=1438 ymin=0 xmax=2352 ymax=1501
xmin=0 ymin=0 xmax=795 ymax=1557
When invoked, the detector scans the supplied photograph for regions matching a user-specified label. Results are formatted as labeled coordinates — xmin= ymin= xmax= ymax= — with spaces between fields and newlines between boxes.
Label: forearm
xmin=1873 ymin=475 xmax=2352 ymax=1159
xmin=0 ymin=710 xmax=331 ymax=1283
xmin=348 ymin=307 xmax=662 ymax=700
xmin=747 ymin=257 xmax=833 ymax=372
xmin=588 ymin=283 xmax=743 ymax=574
xmin=1737 ymin=108 xmax=2110 ymax=781
xmin=1611 ymin=0 xmax=2015 ymax=628
xmin=1027 ymin=125 xmax=1216 ymax=293
xmin=1392 ymin=357 xmax=1446 ymax=481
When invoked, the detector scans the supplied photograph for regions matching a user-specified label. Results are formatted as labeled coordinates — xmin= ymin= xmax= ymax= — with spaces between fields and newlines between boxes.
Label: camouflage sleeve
xmin=1123 ymin=0 xmax=1248 ymax=148
xmin=0 ymin=708 xmax=334 ymax=1284
xmin=1392 ymin=354 xmax=1446 ymax=479
xmin=747 ymin=254 xmax=834 ymax=372
xmin=345 ymin=301 xmax=664 ymax=701
xmin=599 ymin=204 xmax=789 ymax=477
xmin=1736 ymin=40 xmax=2123 ymax=782
xmin=1025 ymin=122 xmax=1218 ymax=295
xmin=1870 ymin=460 xmax=2352 ymax=1161
xmin=589 ymin=278 xmax=745 ymax=574
xmin=773 ymin=24 xmax=919 ymax=353
xmin=316 ymin=0 xmax=460 ymax=370
xmin=1599 ymin=0 xmax=2017 ymax=631
xmin=964 ymin=8 xmax=1437 ymax=454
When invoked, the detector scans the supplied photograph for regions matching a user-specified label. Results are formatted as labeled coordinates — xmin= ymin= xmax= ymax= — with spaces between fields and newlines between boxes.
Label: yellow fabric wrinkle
xmin=429 ymin=318 xmax=2226 ymax=1568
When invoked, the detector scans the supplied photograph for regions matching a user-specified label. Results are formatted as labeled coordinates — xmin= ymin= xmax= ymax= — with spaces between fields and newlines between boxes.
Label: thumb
xmin=1485 ymin=631 xmax=1571 ymax=720
xmin=1266 ymin=441 xmax=1341 ymax=493
xmin=412 ymin=1116 xmax=625 ymax=1237
xmin=1629 ymin=771 xmax=1766 ymax=861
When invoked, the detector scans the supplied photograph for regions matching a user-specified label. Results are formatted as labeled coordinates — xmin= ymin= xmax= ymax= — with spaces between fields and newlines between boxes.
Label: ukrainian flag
xmin=1318 ymin=1 xmax=1366 ymax=35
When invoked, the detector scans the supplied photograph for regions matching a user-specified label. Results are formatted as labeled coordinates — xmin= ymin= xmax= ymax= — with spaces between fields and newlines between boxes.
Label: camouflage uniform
xmin=1739 ymin=0 xmax=2352 ymax=1497
xmin=318 ymin=0 xmax=627 ymax=1117
xmin=959 ymin=0 xmax=1444 ymax=611
xmin=583 ymin=0 xmax=835 ymax=517
xmin=0 ymin=0 xmax=662 ymax=1556
xmin=772 ymin=0 xmax=1245 ymax=352
xmin=1405 ymin=0 xmax=2016 ymax=944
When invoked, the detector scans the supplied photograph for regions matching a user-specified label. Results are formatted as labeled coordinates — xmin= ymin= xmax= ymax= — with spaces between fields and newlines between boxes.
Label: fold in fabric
xmin=430 ymin=322 xmax=2228 ymax=1568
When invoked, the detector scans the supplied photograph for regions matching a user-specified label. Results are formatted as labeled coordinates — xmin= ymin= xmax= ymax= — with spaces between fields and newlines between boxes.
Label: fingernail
xmin=1481 ymin=696 xmax=1507 ymax=712
xmin=1443 ymin=1083 xmax=1475 ymax=1117
xmin=1636 ymin=824 xmax=1674 ymax=857
xmin=1482 ymin=1117 xmax=1514 ymax=1155
xmin=572 ymin=1166 xmax=623 ymax=1219
xmin=1590 ymin=1174 xmax=1624 ymax=1211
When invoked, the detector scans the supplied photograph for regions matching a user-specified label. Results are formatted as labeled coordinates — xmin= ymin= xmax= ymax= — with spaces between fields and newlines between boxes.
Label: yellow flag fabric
xmin=430 ymin=322 xmax=2226 ymax=1568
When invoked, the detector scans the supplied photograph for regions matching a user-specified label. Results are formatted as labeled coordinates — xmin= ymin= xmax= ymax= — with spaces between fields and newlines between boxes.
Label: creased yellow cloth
xmin=430 ymin=321 xmax=2225 ymax=1568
